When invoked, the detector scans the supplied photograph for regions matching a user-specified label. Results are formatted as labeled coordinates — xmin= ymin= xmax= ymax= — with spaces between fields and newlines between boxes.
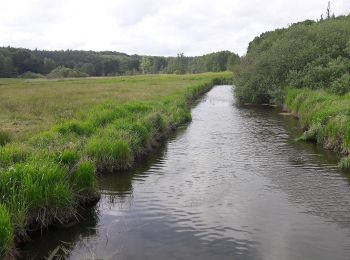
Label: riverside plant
xmin=285 ymin=88 xmax=350 ymax=169
xmin=0 ymin=73 xmax=232 ymax=257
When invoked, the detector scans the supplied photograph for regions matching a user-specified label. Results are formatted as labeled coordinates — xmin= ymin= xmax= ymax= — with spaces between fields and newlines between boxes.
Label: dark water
xmin=21 ymin=85 xmax=350 ymax=259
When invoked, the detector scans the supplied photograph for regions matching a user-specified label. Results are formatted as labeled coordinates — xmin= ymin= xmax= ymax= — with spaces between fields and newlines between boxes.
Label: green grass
xmin=0 ymin=72 xmax=232 ymax=257
xmin=285 ymin=88 xmax=350 ymax=165
xmin=0 ymin=73 xmax=228 ymax=140
xmin=0 ymin=205 xmax=13 ymax=257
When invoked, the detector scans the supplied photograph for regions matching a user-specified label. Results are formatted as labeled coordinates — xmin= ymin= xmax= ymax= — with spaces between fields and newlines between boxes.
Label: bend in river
xmin=21 ymin=85 xmax=350 ymax=259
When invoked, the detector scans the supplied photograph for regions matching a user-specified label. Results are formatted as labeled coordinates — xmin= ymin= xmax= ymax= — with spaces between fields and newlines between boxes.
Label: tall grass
xmin=285 ymin=88 xmax=350 ymax=166
xmin=0 ymin=72 xmax=232 ymax=257
xmin=0 ymin=130 xmax=11 ymax=147
xmin=0 ymin=205 xmax=13 ymax=257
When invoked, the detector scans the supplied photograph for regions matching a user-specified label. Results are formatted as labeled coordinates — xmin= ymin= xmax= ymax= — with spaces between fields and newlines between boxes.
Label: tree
xmin=326 ymin=1 xmax=331 ymax=19
xmin=175 ymin=53 xmax=186 ymax=74
xmin=0 ymin=54 xmax=16 ymax=77
xmin=12 ymin=49 xmax=31 ymax=74
xmin=140 ymin=57 xmax=152 ymax=74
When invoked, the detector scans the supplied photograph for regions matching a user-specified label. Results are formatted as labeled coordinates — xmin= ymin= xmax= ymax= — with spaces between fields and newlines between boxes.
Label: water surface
xmin=21 ymin=86 xmax=350 ymax=259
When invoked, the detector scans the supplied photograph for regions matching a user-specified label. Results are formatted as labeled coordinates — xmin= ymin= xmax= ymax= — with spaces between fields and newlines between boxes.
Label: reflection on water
xmin=21 ymin=86 xmax=350 ymax=259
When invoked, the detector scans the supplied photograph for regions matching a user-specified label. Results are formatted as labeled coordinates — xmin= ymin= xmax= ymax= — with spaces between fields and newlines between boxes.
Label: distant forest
xmin=0 ymin=47 xmax=240 ymax=78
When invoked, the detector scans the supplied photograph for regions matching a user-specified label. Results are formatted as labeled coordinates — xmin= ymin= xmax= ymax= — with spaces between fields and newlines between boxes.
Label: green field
xmin=0 ymin=73 xmax=230 ymax=141
xmin=0 ymin=72 xmax=232 ymax=257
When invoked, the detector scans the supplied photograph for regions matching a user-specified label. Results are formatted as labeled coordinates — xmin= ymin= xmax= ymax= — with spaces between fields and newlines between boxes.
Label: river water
xmin=21 ymin=85 xmax=350 ymax=259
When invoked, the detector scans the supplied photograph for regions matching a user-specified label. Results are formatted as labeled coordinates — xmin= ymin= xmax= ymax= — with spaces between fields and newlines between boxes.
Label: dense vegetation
xmin=235 ymin=14 xmax=350 ymax=104
xmin=0 ymin=47 xmax=239 ymax=78
xmin=234 ymin=13 xmax=350 ymax=167
xmin=285 ymin=88 xmax=350 ymax=167
xmin=0 ymin=73 xmax=232 ymax=257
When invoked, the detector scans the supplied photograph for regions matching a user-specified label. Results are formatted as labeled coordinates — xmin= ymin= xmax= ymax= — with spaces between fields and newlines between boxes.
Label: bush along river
xmin=20 ymin=85 xmax=350 ymax=259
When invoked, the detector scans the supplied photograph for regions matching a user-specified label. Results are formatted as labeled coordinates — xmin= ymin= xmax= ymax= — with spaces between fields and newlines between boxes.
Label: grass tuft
xmin=0 ymin=130 xmax=11 ymax=147
xmin=0 ymin=143 xmax=29 ymax=168
xmin=56 ymin=120 xmax=94 ymax=136
xmin=71 ymin=161 xmax=96 ymax=196
xmin=85 ymin=136 xmax=132 ymax=171
xmin=58 ymin=150 xmax=80 ymax=167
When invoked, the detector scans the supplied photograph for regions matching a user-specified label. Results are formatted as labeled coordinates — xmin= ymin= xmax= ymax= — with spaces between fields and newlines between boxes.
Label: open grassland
xmin=0 ymin=72 xmax=232 ymax=258
xmin=0 ymin=73 xmax=228 ymax=140
xmin=285 ymin=88 xmax=350 ymax=168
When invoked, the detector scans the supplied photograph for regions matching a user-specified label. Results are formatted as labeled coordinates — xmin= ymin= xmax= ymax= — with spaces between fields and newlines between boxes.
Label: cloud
xmin=0 ymin=0 xmax=349 ymax=56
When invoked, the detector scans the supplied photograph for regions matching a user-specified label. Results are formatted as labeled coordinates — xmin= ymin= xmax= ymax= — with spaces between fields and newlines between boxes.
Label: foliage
xmin=235 ymin=15 xmax=350 ymax=104
xmin=285 ymin=88 xmax=350 ymax=161
xmin=0 ymin=47 xmax=239 ymax=78
xmin=19 ymin=71 xmax=45 ymax=79
xmin=47 ymin=66 xmax=88 ymax=78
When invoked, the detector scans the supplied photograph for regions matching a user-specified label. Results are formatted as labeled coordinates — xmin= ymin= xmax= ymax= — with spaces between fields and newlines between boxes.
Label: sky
xmin=0 ymin=0 xmax=350 ymax=56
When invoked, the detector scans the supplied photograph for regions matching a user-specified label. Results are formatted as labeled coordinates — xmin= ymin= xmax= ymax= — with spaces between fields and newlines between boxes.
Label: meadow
xmin=0 ymin=74 xmax=230 ymax=140
xmin=0 ymin=72 xmax=232 ymax=257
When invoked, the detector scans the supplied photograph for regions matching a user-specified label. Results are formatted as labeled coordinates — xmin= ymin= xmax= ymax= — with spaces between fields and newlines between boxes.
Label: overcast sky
xmin=0 ymin=0 xmax=350 ymax=56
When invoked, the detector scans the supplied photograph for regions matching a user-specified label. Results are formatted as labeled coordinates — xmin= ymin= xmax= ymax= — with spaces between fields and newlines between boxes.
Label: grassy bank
xmin=0 ymin=72 xmax=232 ymax=258
xmin=284 ymin=88 xmax=350 ymax=168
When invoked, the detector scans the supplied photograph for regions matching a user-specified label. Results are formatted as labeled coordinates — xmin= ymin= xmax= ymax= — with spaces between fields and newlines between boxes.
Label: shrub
xmin=47 ymin=66 xmax=88 ymax=78
xmin=329 ymin=73 xmax=350 ymax=95
xmin=19 ymin=71 xmax=45 ymax=79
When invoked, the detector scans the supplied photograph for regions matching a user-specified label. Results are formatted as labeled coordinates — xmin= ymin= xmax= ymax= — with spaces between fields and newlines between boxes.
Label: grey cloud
xmin=0 ymin=0 xmax=349 ymax=56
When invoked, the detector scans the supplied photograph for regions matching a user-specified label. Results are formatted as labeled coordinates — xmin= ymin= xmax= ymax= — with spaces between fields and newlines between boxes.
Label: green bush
xmin=47 ymin=66 xmax=88 ymax=78
xmin=235 ymin=15 xmax=350 ymax=103
xmin=329 ymin=73 xmax=350 ymax=95
xmin=19 ymin=71 xmax=45 ymax=79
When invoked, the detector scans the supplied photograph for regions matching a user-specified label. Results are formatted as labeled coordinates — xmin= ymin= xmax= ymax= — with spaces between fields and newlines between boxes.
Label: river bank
xmin=20 ymin=85 xmax=350 ymax=259
xmin=0 ymin=73 xmax=232 ymax=258
xmin=284 ymin=88 xmax=350 ymax=168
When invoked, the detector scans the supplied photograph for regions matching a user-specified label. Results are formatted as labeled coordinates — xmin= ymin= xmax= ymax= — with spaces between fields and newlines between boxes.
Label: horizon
xmin=1 ymin=0 xmax=350 ymax=57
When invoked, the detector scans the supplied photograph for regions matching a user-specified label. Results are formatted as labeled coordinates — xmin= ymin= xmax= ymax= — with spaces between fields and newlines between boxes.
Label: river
xmin=21 ymin=85 xmax=350 ymax=259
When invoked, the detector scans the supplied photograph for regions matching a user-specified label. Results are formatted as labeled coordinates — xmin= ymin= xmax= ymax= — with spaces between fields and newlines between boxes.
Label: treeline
xmin=0 ymin=47 xmax=239 ymax=78
xmin=235 ymin=13 xmax=350 ymax=104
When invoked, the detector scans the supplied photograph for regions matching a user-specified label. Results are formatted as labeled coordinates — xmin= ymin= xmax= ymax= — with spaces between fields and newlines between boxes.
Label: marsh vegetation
xmin=0 ymin=72 xmax=231 ymax=257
